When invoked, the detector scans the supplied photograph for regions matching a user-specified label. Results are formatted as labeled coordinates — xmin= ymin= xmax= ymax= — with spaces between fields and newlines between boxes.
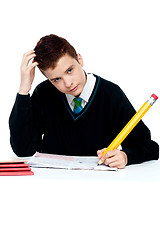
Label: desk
xmin=0 ymin=160 xmax=160 ymax=240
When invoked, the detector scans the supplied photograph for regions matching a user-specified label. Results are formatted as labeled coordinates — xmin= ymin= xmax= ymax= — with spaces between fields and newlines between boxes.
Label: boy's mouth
xmin=70 ymin=85 xmax=78 ymax=92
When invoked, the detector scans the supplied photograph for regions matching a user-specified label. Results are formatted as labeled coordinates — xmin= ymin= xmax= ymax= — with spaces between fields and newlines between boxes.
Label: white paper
xmin=28 ymin=152 xmax=117 ymax=171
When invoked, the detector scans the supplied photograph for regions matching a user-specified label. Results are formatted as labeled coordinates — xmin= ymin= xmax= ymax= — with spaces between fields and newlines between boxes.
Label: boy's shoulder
xmin=94 ymin=74 xmax=124 ymax=95
xmin=34 ymin=79 xmax=58 ymax=95
xmin=92 ymin=74 xmax=128 ymax=105
xmin=35 ymin=79 xmax=53 ymax=90
xmin=32 ymin=80 xmax=60 ymax=102
xmin=96 ymin=74 xmax=119 ymax=87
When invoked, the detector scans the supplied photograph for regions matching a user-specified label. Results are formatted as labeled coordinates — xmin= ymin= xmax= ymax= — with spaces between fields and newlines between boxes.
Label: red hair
xmin=34 ymin=34 xmax=78 ymax=70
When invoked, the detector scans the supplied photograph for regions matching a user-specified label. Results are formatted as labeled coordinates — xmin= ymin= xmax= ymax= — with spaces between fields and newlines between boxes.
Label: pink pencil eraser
xmin=151 ymin=94 xmax=158 ymax=100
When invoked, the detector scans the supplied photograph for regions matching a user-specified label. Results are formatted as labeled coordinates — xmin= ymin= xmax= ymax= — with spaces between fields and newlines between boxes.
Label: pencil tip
xmin=98 ymin=160 xmax=103 ymax=165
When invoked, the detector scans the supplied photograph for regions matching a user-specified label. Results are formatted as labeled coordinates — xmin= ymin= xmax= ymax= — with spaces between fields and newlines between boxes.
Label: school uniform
xmin=9 ymin=73 xmax=159 ymax=165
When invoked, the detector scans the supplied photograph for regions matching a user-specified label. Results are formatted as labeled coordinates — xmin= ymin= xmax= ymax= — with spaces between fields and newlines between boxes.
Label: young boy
xmin=9 ymin=34 xmax=159 ymax=169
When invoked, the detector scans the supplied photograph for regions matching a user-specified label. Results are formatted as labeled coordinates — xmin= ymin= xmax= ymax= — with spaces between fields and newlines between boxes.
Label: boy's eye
xmin=67 ymin=68 xmax=73 ymax=73
xmin=54 ymin=78 xmax=61 ymax=82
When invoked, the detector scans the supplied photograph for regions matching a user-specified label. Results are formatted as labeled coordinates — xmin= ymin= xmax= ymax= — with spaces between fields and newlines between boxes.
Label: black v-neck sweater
xmin=9 ymin=75 xmax=159 ymax=165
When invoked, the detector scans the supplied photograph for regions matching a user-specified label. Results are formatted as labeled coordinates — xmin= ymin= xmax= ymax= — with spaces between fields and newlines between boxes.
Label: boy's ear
xmin=77 ymin=53 xmax=84 ymax=67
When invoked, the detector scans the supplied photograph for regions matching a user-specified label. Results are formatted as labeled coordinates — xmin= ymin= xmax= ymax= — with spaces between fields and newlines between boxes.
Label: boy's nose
xmin=64 ymin=77 xmax=72 ymax=88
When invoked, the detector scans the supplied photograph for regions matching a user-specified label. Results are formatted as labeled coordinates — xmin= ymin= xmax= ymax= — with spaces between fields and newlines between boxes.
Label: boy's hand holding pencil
xmin=97 ymin=148 xmax=128 ymax=169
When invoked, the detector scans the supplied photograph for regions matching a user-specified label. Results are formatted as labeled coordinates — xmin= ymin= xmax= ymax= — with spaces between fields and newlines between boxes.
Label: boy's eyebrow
xmin=50 ymin=65 xmax=74 ymax=81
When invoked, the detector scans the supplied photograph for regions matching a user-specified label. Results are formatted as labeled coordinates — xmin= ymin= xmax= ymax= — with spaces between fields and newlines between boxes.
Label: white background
xmin=0 ymin=1 xmax=160 ymax=239
xmin=0 ymin=0 xmax=159 ymax=155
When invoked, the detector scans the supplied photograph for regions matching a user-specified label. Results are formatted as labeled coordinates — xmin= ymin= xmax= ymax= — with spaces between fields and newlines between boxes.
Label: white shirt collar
xmin=65 ymin=73 xmax=96 ymax=106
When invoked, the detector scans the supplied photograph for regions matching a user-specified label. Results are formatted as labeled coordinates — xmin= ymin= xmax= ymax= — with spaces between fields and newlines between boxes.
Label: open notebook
xmin=28 ymin=152 xmax=117 ymax=171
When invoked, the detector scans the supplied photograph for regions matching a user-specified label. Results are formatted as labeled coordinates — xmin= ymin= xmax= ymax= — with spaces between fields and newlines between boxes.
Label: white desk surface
xmin=0 ymin=159 xmax=160 ymax=240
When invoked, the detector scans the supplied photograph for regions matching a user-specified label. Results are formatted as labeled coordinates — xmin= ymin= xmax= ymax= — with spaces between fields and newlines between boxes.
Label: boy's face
xmin=43 ymin=54 xmax=86 ymax=97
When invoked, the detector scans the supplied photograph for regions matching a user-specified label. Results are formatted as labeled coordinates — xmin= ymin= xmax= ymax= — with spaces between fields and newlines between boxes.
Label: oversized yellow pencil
xmin=98 ymin=94 xmax=158 ymax=165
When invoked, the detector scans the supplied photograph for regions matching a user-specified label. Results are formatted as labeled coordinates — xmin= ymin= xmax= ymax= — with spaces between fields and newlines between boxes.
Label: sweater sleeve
xmin=117 ymin=90 xmax=159 ymax=165
xmin=9 ymin=91 xmax=44 ymax=157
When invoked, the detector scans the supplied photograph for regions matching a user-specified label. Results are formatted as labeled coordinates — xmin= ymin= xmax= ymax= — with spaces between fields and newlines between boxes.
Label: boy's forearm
xmin=9 ymin=94 xmax=41 ymax=157
xmin=19 ymin=50 xmax=39 ymax=95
